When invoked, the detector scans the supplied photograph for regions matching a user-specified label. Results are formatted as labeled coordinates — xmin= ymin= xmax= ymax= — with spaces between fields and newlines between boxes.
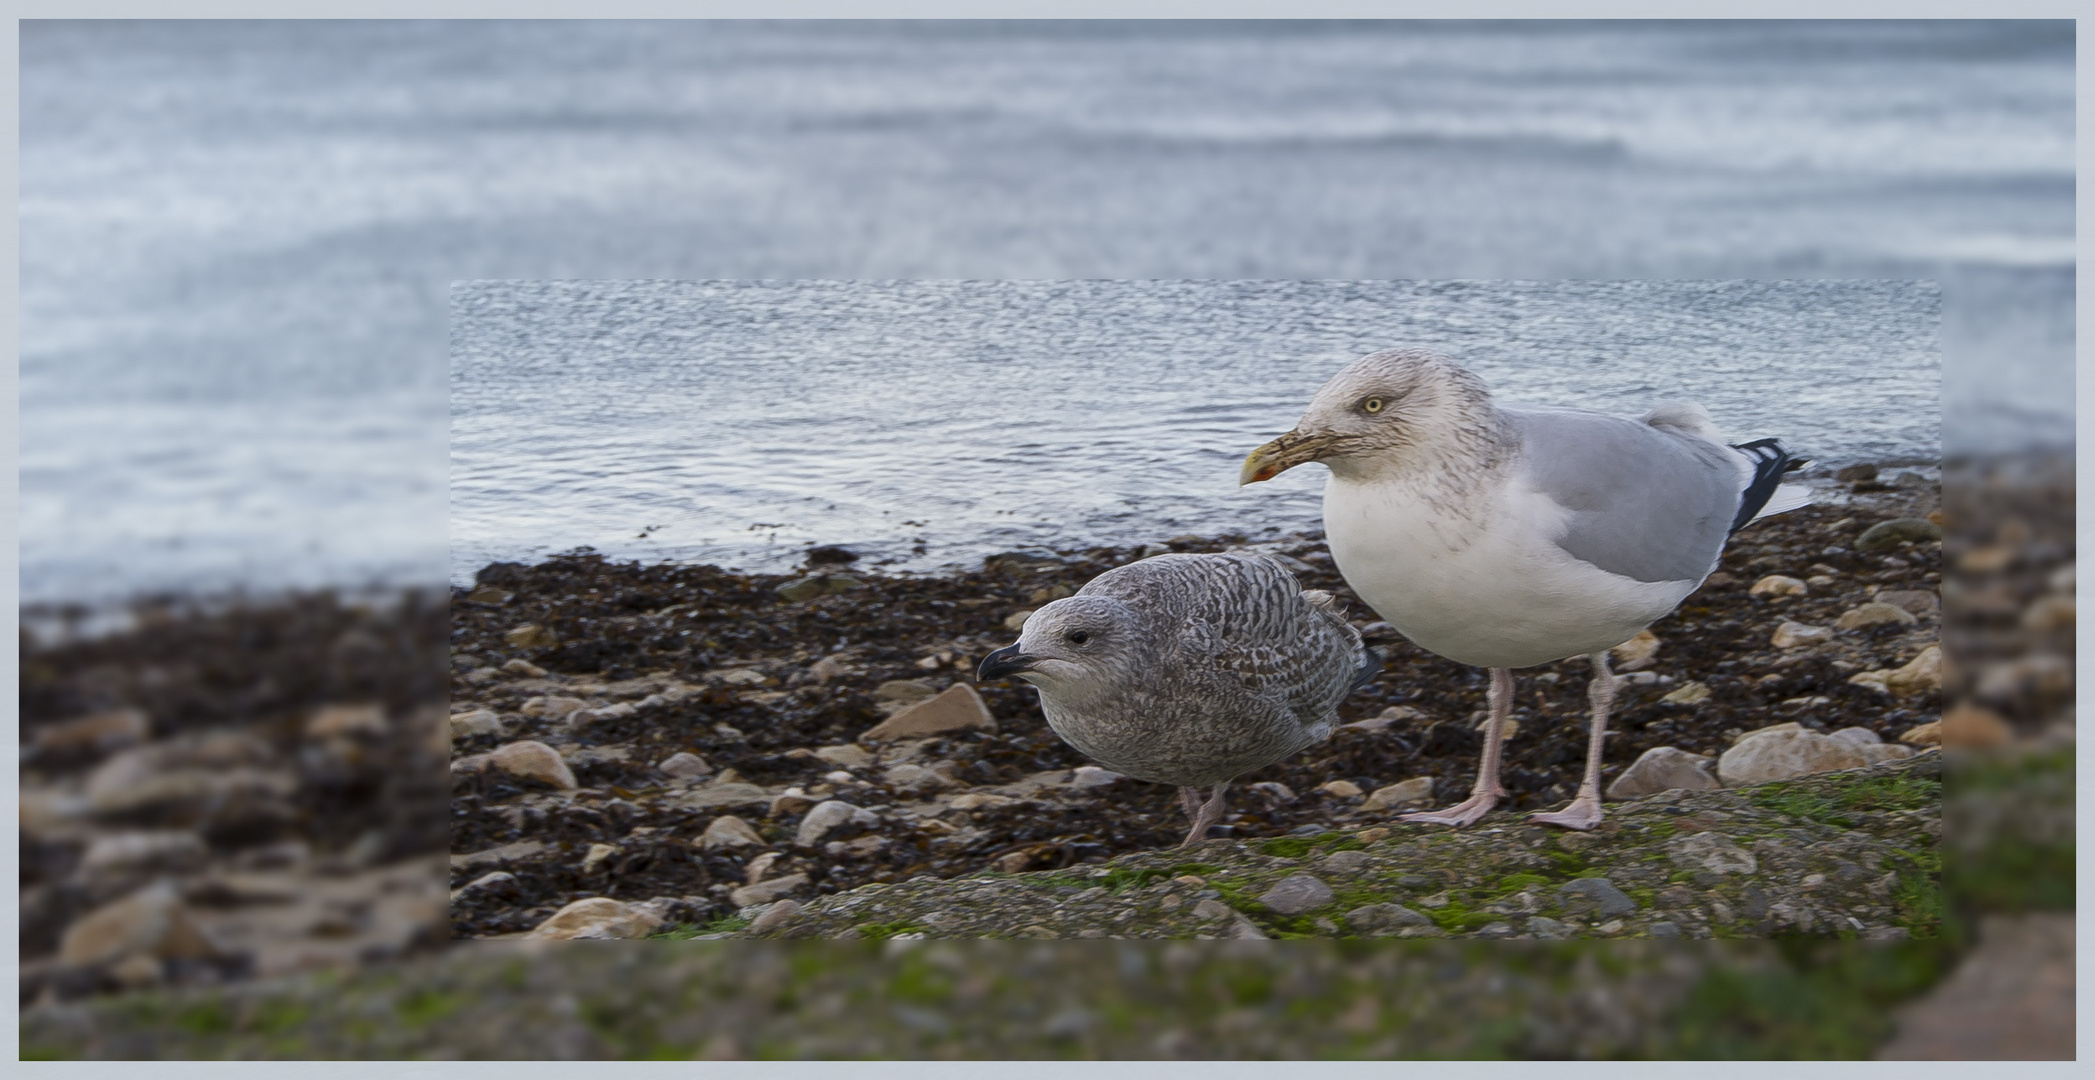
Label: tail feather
xmin=1729 ymin=438 xmax=1808 ymax=533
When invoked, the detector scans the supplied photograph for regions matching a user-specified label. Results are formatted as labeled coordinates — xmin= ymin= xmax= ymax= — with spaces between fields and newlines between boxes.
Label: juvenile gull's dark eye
xmin=1069 ymin=631 xmax=1091 ymax=645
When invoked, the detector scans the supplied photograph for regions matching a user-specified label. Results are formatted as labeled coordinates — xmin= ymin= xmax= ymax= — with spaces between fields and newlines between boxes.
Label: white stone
xmin=1717 ymin=724 xmax=1871 ymax=786
xmin=729 ymin=873 xmax=808 ymax=908
xmin=1750 ymin=575 xmax=1808 ymax=598
xmin=1362 ymin=777 xmax=1434 ymax=810
xmin=449 ymin=709 xmax=504 ymax=740
xmin=796 ymin=800 xmax=864 ymax=845
xmin=1605 ymin=747 xmax=1719 ymax=799
xmin=579 ymin=843 xmax=619 ymax=874
xmin=657 ymin=751 xmax=712 ymax=778
xmin=701 ymin=815 xmax=768 ymax=851
xmin=1835 ymin=602 xmax=1920 ymax=631
xmin=1771 ymin=621 xmax=1833 ymax=648
xmin=813 ymin=744 xmax=875 ymax=770
xmin=526 ymin=898 xmax=664 ymax=940
xmin=1659 ymin=681 xmax=1711 ymax=706
xmin=1069 ymin=766 xmax=1122 ymax=788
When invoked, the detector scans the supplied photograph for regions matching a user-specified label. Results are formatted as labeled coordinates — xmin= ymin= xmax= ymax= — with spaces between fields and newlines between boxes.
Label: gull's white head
xmin=1240 ymin=347 xmax=1497 ymax=485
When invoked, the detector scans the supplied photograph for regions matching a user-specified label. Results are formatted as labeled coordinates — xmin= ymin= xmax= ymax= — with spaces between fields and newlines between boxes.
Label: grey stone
xmin=747 ymin=899 xmax=802 ymax=934
xmin=796 ymin=800 xmax=867 ymax=846
xmin=675 ymin=782 xmax=773 ymax=811
xmin=1856 ymin=518 xmax=1941 ymax=552
xmin=1523 ymin=915 xmax=1575 ymax=939
xmin=1717 ymin=724 xmax=1871 ymax=786
xmin=1558 ymin=877 xmax=1638 ymax=919
xmin=700 ymin=815 xmax=767 ymax=851
xmin=729 ymin=873 xmax=809 ymax=908
xmin=1344 ymin=903 xmax=1433 ymax=936
xmin=1835 ymin=602 xmax=1920 ymax=630
xmin=1648 ymin=921 xmax=1682 ymax=938
xmin=1606 ymin=746 xmax=1720 ymax=799
xmin=1320 ymin=850 xmax=1373 ymax=874
xmin=1192 ymin=898 xmax=1233 ymax=922
xmin=1828 ymin=726 xmax=1882 ymax=746
xmin=79 ymin=830 xmax=209 ymax=878
xmin=1258 ymin=874 xmax=1335 ymax=915
xmin=657 ymin=751 xmax=712 ymax=778
xmin=1665 ymin=832 xmax=1759 ymax=876
xmin=449 ymin=709 xmax=504 ymax=741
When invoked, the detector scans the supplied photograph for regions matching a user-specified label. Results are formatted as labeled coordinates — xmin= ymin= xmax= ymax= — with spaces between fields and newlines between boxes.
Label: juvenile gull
xmin=1240 ymin=347 xmax=1805 ymax=830
xmin=977 ymin=552 xmax=1373 ymax=848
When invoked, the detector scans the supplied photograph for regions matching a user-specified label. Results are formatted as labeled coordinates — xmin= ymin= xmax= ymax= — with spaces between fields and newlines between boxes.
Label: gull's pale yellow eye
xmin=1362 ymin=396 xmax=1385 ymax=414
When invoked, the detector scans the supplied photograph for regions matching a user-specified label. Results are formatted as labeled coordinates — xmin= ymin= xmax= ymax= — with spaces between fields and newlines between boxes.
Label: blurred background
xmin=16 ymin=19 xmax=2073 ymax=1059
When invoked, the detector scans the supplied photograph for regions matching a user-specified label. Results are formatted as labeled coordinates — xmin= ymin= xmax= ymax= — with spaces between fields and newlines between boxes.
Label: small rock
xmin=1345 ymin=903 xmax=1434 ymax=936
xmin=1069 ymin=766 xmax=1122 ymax=788
xmin=579 ymin=843 xmax=619 ymax=874
xmin=1318 ymin=780 xmax=1363 ymax=799
xmin=520 ymin=696 xmax=587 ymax=718
xmin=79 ymin=830 xmax=209 ymax=878
xmin=744 ymin=852 xmax=784 ymax=885
xmin=796 ymin=800 xmax=866 ymax=846
xmin=1828 ymin=726 xmax=1881 ymax=746
xmin=1717 ymin=723 xmax=1871 ymax=785
xmin=1523 ymin=916 xmax=1574 ymax=940
xmin=449 ymin=709 xmax=504 ymax=741
xmin=1605 ymin=746 xmax=1719 ymax=799
xmin=657 ymin=751 xmax=712 ymax=778
xmin=2021 ymin=595 xmax=2074 ymax=633
xmin=1856 ymin=518 xmax=1941 ymax=552
xmin=483 ymin=741 xmax=579 ymax=789
xmin=677 ymin=782 xmax=772 ymax=811
xmin=570 ymin=701 xmax=636 ymax=726
xmin=827 ymin=835 xmax=887 ymax=859
xmin=809 ymin=656 xmax=850 ymax=683
xmin=1659 ymin=681 xmax=1711 ymax=706
xmin=883 ymin=763 xmax=954 ymax=794
xmin=859 ymin=684 xmax=996 ymax=741
xmin=526 ymin=897 xmax=664 ymax=940
xmin=1749 ymin=575 xmax=1808 ymax=598
xmin=1320 ymin=850 xmax=1373 ymax=874
xmin=1248 ymin=781 xmax=1295 ymax=803
xmin=1473 ymin=714 xmax=1520 ymax=741
xmin=1835 ymin=602 xmax=1920 ymax=631
xmin=504 ymin=623 xmax=559 ymax=650
xmin=306 ymin=704 xmax=386 ymax=739
xmin=1362 ymin=777 xmax=1434 ymax=811
xmin=1355 ymin=827 xmax=1391 ymax=843
xmin=451 ymin=871 xmax=518 ymax=901
xmin=1191 ymin=898 xmax=1234 ymax=922
xmin=464 ymin=585 xmax=512 ymax=605
xmin=1666 ymin=832 xmax=1758 ymax=876
xmin=729 ymin=873 xmax=809 ymax=908
xmin=1557 ymin=877 xmax=1638 ymax=919
xmin=1003 ymin=610 xmax=1035 ymax=631
xmin=1258 ymin=874 xmax=1335 ymax=915
xmin=1900 ymin=720 xmax=1942 ymax=746
xmin=747 ymin=899 xmax=802 ymax=934
xmin=34 ymin=708 xmax=150 ymax=757
xmin=59 ymin=881 xmax=222 ymax=966
xmin=1610 ymin=630 xmax=1661 ymax=668
xmin=450 ymin=839 xmax=547 ymax=873
xmin=501 ymin=659 xmax=547 ymax=676
xmin=701 ymin=815 xmax=768 ymax=851
xmin=947 ymin=792 xmax=1016 ymax=811
xmin=1874 ymin=589 xmax=1940 ymax=617
xmin=1835 ymin=464 xmax=1878 ymax=482
xmin=1648 ymin=921 xmax=1682 ymax=938
xmin=1771 ymin=621 xmax=1833 ymax=648
xmin=813 ymin=744 xmax=875 ymax=770
xmin=1942 ymin=704 xmax=2015 ymax=749
xmin=767 ymin=789 xmax=818 ymax=817
xmin=1878 ymin=644 xmax=1943 ymax=697
xmin=775 ymin=574 xmax=862 ymax=602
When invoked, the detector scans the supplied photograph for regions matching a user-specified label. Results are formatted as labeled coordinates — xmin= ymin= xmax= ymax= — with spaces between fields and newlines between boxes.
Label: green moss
xmin=1663 ymin=939 xmax=1960 ymax=1058
xmin=1258 ymin=837 xmax=1314 ymax=858
xmin=1423 ymin=901 xmax=1500 ymax=935
xmin=172 ymin=1001 xmax=232 ymax=1037
xmin=653 ymin=912 xmax=753 ymax=938
xmin=1951 ymin=746 xmax=2073 ymax=793
xmin=1840 ymin=774 xmax=1941 ymax=813
xmin=397 ymin=988 xmax=464 ymax=1028
xmin=1949 ymin=836 xmax=2074 ymax=911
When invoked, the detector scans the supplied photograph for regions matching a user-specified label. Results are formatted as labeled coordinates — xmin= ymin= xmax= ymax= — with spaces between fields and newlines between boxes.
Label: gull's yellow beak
xmin=1240 ymin=429 xmax=1342 ymax=485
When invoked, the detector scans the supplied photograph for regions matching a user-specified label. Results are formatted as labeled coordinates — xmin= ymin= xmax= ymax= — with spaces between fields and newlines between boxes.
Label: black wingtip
xmin=1729 ymin=438 xmax=1799 ymax=534
xmin=1349 ymin=646 xmax=1385 ymax=693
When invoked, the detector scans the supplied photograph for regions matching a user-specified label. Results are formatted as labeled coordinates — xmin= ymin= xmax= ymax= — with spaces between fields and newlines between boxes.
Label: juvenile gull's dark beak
xmin=977 ymin=643 xmax=1038 ymax=682
xmin=1240 ymin=429 xmax=1344 ymax=485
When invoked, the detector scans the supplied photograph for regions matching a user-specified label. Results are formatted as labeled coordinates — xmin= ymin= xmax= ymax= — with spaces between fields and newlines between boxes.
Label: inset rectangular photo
xmin=450 ymin=279 xmax=1941 ymax=941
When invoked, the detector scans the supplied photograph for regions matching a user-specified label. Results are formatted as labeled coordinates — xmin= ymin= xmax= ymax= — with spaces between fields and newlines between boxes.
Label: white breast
xmin=1323 ymin=473 xmax=1695 ymax=669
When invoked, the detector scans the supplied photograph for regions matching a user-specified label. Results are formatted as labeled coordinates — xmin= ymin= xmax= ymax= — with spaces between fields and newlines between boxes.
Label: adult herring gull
xmin=1239 ymin=347 xmax=1805 ymax=830
xmin=978 ymin=552 xmax=1374 ymax=848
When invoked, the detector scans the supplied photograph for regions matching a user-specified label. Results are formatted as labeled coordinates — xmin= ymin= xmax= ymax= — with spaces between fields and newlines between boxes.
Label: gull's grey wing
xmin=1505 ymin=406 xmax=1749 ymax=585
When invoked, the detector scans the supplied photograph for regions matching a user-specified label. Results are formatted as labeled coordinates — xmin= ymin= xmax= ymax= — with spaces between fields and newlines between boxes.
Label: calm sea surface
xmin=21 ymin=21 xmax=2063 ymax=606
xmin=451 ymin=280 xmax=1939 ymax=582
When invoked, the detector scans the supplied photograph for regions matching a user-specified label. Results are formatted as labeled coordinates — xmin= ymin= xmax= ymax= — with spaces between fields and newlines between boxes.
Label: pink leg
xmin=1179 ymin=782 xmax=1230 ymax=848
xmin=1529 ymin=651 xmax=1612 ymax=830
xmin=1400 ymin=667 xmax=1513 ymax=827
